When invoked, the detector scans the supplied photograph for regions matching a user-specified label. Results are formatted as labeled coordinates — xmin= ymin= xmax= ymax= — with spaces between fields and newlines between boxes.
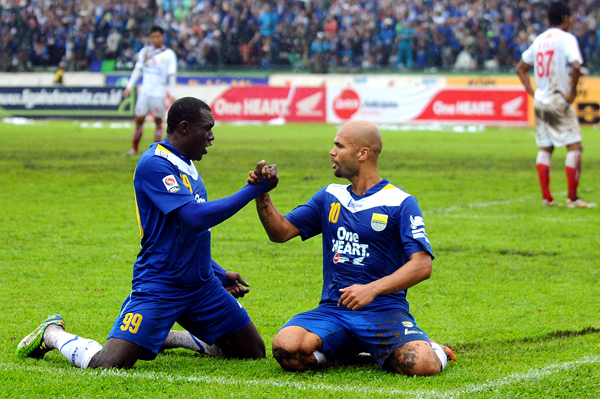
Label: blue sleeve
xmin=398 ymin=196 xmax=435 ymax=260
xmin=284 ymin=188 xmax=326 ymax=241
xmin=137 ymin=156 xmax=196 ymax=215
xmin=211 ymin=259 xmax=231 ymax=287
xmin=174 ymin=181 xmax=270 ymax=232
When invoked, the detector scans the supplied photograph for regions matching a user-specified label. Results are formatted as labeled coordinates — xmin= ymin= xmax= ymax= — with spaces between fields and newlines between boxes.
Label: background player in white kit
xmin=123 ymin=26 xmax=177 ymax=156
xmin=516 ymin=1 xmax=596 ymax=208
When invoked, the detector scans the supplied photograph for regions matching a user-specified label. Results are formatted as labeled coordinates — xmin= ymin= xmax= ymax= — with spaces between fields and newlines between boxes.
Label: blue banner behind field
xmin=105 ymin=74 xmax=268 ymax=87
xmin=0 ymin=87 xmax=135 ymax=118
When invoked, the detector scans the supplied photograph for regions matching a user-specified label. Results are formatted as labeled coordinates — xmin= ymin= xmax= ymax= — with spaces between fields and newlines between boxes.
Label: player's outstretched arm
xmin=516 ymin=60 xmax=535 ymax=98
xmin=254 ymin=193 xmax=301 ymax=243
xmin=173 ymin=161 xmax=277 ymax=233
xmin=338 ymin=251 xmax=432 ymax=310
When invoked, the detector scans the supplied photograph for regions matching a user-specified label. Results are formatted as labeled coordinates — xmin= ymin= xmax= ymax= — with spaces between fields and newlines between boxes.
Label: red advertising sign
xmin=415 ymin=89 xmax=528 ymax=123
xmin=211 ymin=87 xmax=326 ymax=122
xmin=333 ymin=89 xmax=360 ymax=120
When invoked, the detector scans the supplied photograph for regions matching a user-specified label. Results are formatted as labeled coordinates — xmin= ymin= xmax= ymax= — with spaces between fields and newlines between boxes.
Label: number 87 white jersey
xmin=521 ymin=28 xmax=583 ymax=104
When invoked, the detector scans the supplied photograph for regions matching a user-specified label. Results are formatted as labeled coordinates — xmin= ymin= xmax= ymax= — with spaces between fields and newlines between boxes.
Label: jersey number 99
xmin=120 ymin=313 xmax=143 ymax=334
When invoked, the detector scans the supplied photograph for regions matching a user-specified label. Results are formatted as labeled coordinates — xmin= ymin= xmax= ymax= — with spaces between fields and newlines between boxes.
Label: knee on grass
xmin=272 ymin=335 xmax=320 ymax=372
xmin=387 ymin=342 xmax=442 ymax=376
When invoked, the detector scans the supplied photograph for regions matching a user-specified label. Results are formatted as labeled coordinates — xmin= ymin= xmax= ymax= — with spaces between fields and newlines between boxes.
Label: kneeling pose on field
xmin=249 ymin=120 xmax=454 ymax=376
xmin=16 ymin=97 xmax=278 ymax=369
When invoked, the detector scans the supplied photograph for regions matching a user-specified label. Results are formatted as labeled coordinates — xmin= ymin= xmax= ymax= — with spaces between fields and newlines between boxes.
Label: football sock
xmin=162 ymin=331 xmax=224 ymax=357
xmin=430 ymin=341 xmax=448 ymax=371
xmin=536 ymin=150 xmax=553 ymax=201
xmin=313 ymin=350 xmax=327 ymax=368
xmin=45 ymin=326 xmax=102 ymax=369
xmin=132 ymin=124 xmax=143 ymax=151
xmin=154 ymin=125 xmax=164 ymax=142
xmin=565 ymin=150 xmax=581 ymax=201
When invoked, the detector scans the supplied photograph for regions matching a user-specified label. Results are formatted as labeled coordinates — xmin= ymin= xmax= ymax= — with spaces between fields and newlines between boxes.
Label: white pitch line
xmin=2 ymin=354 xmax=599 ymax=398
xmin=436 ymin=355 xmax=600 ymax=399
xmin=425 ymin=191 xmax=568 ymax=215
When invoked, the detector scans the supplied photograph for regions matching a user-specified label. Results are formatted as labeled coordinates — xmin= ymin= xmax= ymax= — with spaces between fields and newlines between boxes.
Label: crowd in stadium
xmin=1 ymin=0 xmax=598 ymax=73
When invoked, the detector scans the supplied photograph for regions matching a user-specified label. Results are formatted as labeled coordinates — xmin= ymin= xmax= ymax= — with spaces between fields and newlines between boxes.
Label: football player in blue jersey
xmin=249 ymin=120 xmax=455 ymax=376
xmin=16 ymin=97 xmax=279 ymax=369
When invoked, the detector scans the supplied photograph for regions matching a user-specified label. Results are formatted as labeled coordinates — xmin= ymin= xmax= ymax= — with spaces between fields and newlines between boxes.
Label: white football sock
xmin=162 ymin=331 xmax=224 ymax=357
xmin=536 ymin=150 xmax=552 ymax=166
xmin=313 ymin=350 xmax=327 ymax=368
xmin=47 ymin=328 xmax=102 ymax=369
xmin=430 ymin=341 xmax=448 ymax=371
xmin=565 ymin=150 xmax=581 ymax=168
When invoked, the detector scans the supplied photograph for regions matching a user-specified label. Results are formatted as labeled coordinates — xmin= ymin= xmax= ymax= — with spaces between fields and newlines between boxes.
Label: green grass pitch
xmin=1 ymin=120 xmax=599 ymax=398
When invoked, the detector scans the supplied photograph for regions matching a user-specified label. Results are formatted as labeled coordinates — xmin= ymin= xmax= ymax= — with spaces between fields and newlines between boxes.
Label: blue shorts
xmin=282 ymin=302 xmax=429 ymax=367
xmin=108 ymin=275 xmax=250 ymax=359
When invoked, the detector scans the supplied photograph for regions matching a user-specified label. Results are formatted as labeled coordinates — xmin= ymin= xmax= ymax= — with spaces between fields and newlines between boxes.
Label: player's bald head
xmin=338 ymin=120 xmax=382 ymax=158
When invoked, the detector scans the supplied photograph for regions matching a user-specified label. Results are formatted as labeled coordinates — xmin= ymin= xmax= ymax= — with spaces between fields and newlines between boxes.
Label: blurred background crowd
xmin=1 ymin=0 xmax=598 ymax=73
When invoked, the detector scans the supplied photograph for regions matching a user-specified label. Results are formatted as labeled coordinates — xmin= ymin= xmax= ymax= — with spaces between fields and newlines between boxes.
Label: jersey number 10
xmin=536 ymin=50 xmax=554 ymax=78
xmin=329 ymin=203 xmax=341 ymax=223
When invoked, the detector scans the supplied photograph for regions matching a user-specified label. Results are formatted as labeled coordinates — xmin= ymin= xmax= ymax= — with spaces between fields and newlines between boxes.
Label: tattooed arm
xmin=254 ymin=192 xmax=301 ymax=243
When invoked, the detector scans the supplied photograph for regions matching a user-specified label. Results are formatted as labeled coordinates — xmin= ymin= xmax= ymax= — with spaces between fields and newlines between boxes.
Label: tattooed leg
xmin=385 ymin=340 xmax=442 ymax=376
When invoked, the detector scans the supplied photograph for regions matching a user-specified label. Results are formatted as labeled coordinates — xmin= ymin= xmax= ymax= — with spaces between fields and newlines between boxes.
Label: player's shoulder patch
xmin=162 ymin=175 xmax=181 ymax=193
xmin=154 ymin=144 xmax=198 ymax=180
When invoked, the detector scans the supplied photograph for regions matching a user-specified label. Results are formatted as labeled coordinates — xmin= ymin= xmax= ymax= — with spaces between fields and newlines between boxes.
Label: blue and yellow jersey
xmin=133 ymin=139 xmax=211 ymax=287
xmin=285 ymin=179 xmax=434 ymax=312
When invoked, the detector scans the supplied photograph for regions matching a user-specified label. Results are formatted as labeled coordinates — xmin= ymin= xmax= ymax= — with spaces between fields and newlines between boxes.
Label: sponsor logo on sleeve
xmin=410 ymin=215 xmax=430 ymax=243
xmin=402 ymin=321 xmax=414 ymax=327
xmin=371 ymin=213 xmax=388 ymax=232
xmin=410 ymin=215 xmax=425 ymax=230
xmin=162 ymin=175 xmax=181 ymax=193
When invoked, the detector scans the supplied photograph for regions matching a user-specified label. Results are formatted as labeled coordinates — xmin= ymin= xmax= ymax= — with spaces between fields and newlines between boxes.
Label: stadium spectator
xmin=310 ymin=31 xmax=330 ymax=73
xmin=395 ymin=20 xmax=414 ymax=69
xmin=0 ymin=0 xmax=599 ymax=72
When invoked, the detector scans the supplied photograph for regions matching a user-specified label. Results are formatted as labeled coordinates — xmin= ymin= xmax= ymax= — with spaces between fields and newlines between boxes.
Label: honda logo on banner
xmin=211 ymin=87 xmax=326 ymax=122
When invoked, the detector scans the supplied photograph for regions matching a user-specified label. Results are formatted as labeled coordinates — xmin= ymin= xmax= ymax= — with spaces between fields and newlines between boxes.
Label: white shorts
xmin=534 ymin=93 xmax=581 ymax=148
xmin=135 ymin=94 xmax=167 ymax=119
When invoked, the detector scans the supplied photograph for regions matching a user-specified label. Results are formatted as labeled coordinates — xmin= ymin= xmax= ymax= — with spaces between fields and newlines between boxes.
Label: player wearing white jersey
xmin=516 ymin=1 xmax=596 ymax=208
xmin=123 ymin=26 xmax=177 ymax=156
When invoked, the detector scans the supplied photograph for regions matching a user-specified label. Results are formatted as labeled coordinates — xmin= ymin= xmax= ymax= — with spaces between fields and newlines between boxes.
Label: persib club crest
xmin=371 ymin=213 xmax=388 ymax=232
xmin=162 ymin=175 xmax=181 ymax=193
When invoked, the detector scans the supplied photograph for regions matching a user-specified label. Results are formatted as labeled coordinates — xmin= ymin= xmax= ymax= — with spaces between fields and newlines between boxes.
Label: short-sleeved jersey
xmin=133 ymin=139 xmax=211 ymax=288
xmin=521 ymin=28 xmax=583 ymax=104
xmin=285 ymin=179 xmax=433 ymax=313
xmin=134 ymin=46 xmax=177 ymax=98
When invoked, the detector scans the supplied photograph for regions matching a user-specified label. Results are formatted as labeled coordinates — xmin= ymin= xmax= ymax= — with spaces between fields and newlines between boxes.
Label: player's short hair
xmin=150 ymin=25 xmax=165 ymax=35
xmin=167 ymin=97 xmax=212 ymax=135
xmin=548 ymin=1 xmax=571 ymax=27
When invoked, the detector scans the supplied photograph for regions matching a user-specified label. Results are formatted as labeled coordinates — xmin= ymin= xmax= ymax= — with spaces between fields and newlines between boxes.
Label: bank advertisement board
xmin=326 ymin=86 xmax=529 ymax=125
